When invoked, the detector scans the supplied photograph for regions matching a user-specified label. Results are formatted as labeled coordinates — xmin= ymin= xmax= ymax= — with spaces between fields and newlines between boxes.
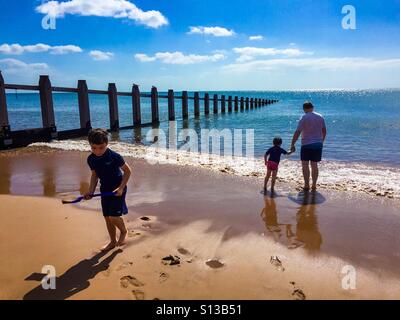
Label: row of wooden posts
xmin=0 ymin=72 xmax=278 ymax=149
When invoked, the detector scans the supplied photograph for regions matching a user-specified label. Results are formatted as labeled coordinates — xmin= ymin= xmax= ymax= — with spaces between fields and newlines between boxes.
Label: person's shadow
xmin=23 ymin=249 xmax=122 ymax=300
xmin=261 ymin=191 xmax=324 ymax=252
xmin=293 ymin=191 xmax=323 ymax=252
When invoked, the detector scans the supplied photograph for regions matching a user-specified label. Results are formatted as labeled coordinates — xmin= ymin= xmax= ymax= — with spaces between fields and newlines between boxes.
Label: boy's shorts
xmin=101 ymin=187 xmax=128 ymax=217
xmin=266 ymin=161 xmax=279 ymax=171
xmin=301 ymin=143 xmax=323 ymax=162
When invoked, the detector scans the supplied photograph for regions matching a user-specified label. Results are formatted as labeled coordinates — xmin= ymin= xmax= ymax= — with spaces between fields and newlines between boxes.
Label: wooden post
xmin=39 ymin=75 xmax=57 ymax=137
xmin=151 ymin=86 xmax=159 ymax=124
xmin=204 ymin=93 xmax=210 ymax=115
xmin=0 ymin=71 xmax=10 ymax=134
xmin=168 ymin=89 xmax=175 ymax=121
xmin=132 ymin=84 xmax=141 ymax=126
xmin=250 ymin=98 xmax=254 ymax=109
xmin=221 ymin=95 xmax=226 ymax=113
xmin=194 ymin=92 xmax=200 ymax=117
xmin=245 ymin=97 xmax=249 ymax=110
xmin=77 ymin=80 xmax=91 ymax=131
xmin=213 ymin=94 xmax=218 ymax=114
xmin=228 ymin=96 xmax=232 ymax=112
xmin=234 ymin=96 xmax=239 ymax=112
xmin=182 ymin=91 xmax=188 ymax=119
xmin=108 ymin=83 xmax=119 ymax=131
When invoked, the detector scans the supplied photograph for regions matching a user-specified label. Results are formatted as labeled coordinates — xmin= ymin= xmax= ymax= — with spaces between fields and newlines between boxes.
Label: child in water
xmin=263 ymin=137 xmax=292 ymax=194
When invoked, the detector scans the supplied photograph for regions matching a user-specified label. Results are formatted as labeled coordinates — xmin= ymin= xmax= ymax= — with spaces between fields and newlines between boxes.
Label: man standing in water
xmin=290 ymin=102 xmax=327 ymax=191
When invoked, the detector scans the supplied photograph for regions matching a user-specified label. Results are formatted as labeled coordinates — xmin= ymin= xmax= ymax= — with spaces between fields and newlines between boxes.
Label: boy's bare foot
xmin=101 ymin=242 xmax=116 ymax=252
xmin=303 ymin=186 xmax=310 ymax=191
xmin=311 ymin=185 xmax=317 ymax=191
xmin=117 ymin=231 xmax=127 ymax=246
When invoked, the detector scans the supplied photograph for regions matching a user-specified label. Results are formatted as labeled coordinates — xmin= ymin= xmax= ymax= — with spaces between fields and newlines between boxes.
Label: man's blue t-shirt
xmin=265 ymin=146 xmax=288 ymax=164
xmin=87 ymin=148 xmax=125 ymax=192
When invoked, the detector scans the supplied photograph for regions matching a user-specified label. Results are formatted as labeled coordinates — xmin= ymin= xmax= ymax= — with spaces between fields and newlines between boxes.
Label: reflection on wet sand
xmin=261 ymin=192 xmax=323 ymax=253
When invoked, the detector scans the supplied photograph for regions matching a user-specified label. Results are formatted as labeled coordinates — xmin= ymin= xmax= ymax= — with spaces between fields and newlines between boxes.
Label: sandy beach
xmin=1 ymin=146 xmax=400 ymax=300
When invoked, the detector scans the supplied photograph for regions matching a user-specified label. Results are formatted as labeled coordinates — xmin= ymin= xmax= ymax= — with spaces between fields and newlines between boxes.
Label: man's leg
xmin=109 ymin=216 xmax=128 ymax=246
xmin=302 ymin=161 xmax=310 ymax=189
xmin=310 ymin=161 xmax=319 ymax=189
xmin=102 ymin=216 xmax=117 ymax=251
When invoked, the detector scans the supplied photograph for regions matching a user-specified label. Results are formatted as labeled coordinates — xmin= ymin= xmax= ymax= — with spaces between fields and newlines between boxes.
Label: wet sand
xmin=1 ymin=147 xmax=400 ymax=300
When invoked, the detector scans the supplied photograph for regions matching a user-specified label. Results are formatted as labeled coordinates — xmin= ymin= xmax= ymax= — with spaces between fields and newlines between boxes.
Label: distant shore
xmin=1 ymin=147 xmax=400 ymax=299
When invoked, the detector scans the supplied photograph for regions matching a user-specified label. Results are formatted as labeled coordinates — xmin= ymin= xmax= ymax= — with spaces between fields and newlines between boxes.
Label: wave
xmin=28 ymin=140 xmax=400 ymax=200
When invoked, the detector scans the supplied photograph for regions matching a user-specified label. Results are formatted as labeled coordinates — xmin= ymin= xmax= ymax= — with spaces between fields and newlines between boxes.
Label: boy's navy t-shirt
xmin=87 ymin=148 xmax=125 ymax=192
xmin=265 ymin=146 xmax=288 ymax=164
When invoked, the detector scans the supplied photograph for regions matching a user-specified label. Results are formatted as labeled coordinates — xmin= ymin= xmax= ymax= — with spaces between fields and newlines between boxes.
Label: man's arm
xmin=322 ymin=127 xmax=327 ymax=142
xmin=290 ymin=130 xmax=301 ymax=152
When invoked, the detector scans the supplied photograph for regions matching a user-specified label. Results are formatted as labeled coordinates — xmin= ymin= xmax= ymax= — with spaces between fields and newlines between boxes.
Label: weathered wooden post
xmin=213 ymin=94 xmax=218 ymax=114
xmin=234 ymin=96 xmax=239 ymax=111
xmin=250 ymin=98 xmax=254 ymax=109
xmin=246 ymin=97 xmax=250 ymax=110
xmin=194 ymin=92 xmax=200 ymax=117
xmin=132 ymin=84 xmax=141 ymax=126
xmin=168 ymin=89 xmax=175 ymax=121
xmin=182 ymin=91 xmax=188 ymax=119
xmin=107 ymin=83 xmax=119 ymax=131
xmin=240 ymin=97 xmax=244 ymax=110
xmin=204 ymin=93 xmax=210 ymax=115
xmin=0 ymin=71 xmax=11 ymax=146
xmin=39 ymin=75 xmax=57 ymax=137
xmin=151 ymin=86 xmax=159 ymax=124
xmin=77 ymin=80 xmax=91 ymax=132
xmin=228 ymin=96 xmax=232 ymax=112
xmin=221 ymin=95 xmax=226 ymax=113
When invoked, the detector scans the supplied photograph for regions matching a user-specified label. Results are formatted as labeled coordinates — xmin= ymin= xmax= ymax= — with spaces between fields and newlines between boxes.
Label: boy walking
xmin=84 ymin=129 xmax=132 ymax=251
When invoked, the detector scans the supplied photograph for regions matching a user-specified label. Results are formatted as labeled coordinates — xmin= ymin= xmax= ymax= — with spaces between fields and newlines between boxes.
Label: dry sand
xmin=1 ymin=147 xmax=400 ymax=300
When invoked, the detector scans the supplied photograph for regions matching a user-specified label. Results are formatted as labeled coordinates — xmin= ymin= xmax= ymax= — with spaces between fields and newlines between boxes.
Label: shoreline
xmin=1 ymin=147 xmax=400 ymax=299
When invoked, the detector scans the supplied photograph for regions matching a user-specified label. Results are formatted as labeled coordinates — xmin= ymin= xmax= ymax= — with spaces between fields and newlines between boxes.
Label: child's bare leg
xmin=110 ymin=216 xmax=128 ymax=246
xmin=264 ymin=169 xmax=272 ymax=193
xmin=102 ymin=216 xmax=117 ymax=251
xmin=271 ymin=170 xmax=278 ymax=191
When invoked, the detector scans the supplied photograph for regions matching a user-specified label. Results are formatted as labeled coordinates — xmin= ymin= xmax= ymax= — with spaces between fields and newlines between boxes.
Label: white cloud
xmin=135 ymin=51 xmax=225 ymax=64
xmin=0 ymin=58 xmax=49 ymax=74
xmin=89 ymin=50 xmax=114 ymax=61
xmin=187 ymin=26 xmax=235 ymax=37
xmin=249 ymin=35 xmax=263 ymax=41
xmin=233 ymin=46 xmax=313 ymax=62
xmin=36 ymin=0 xmax=168 ymax=28
xmin=0 ymin=43 xmax=82 ymax=55
xmin=222 ymin=57 xmax=400 ymax=72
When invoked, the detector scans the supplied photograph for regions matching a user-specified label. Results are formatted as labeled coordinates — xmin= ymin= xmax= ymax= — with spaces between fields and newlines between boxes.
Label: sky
xmin=0 ymin=0 xmax=400 ymax=90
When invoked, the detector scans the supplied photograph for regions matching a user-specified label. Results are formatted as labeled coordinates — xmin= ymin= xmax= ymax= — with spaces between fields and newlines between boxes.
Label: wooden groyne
xmin=0 ymin=72 xmax=278 ymax=150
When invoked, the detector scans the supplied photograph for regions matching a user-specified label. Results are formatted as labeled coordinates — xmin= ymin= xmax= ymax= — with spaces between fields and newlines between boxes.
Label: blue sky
xmin=0 ymin=0 xmax=400 ymax=90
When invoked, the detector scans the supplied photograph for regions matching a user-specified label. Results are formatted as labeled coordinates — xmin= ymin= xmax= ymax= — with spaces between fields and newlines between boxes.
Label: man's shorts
xmin=301 ymin=143 xmax=323 ymax=162
xmin=101 ymin=187 xmax=128 ymax=217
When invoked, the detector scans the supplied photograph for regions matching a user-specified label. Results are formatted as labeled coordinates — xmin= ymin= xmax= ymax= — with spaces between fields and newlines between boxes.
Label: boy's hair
xmin=303 ymin=101 xmax=314 ymax=110
xmin=88 ymin=128 xmax=109 ymax=145
xmin=273 ymin=136 xmax=282 ymax=146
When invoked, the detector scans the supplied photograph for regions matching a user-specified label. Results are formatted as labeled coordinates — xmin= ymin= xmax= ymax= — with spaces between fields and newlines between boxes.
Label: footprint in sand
xmin=120 ymin=275 xmax=144 ymax=288
xmin=140 ymin=216 xmax=151 ymax=221
xmin=205 ymin=259 xmax=225 ymax=269
xmin=132 ymin=289 xmax=145 ymax=300
xmin=270 ymin=256 xmax=285 ymax=271
xmin=159 ymin=272 xmax=169 ymax=283
xmin=177 ymin=247 xmax=191 ymax=255
xmin=128 ymin=230 xmax=141 ymax=238
xmin=116 ymin=262 xmax=133 ymax=271
xmin=290 ymin=282 xmax=306 ymax=300
xmin=162 ymin=255 xmax=181 ymax=266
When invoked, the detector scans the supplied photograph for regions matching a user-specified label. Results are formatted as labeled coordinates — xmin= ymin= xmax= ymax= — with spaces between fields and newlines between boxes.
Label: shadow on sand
xmin=23 ymin=249 xmax=122 ymax=300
